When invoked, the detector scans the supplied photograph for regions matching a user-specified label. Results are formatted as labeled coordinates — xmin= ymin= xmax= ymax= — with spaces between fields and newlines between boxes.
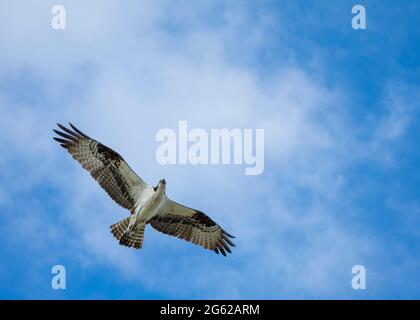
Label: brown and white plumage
xmin=149 ymin=199 xmax=235 ymax=255
xmin=53 ymin=123 xmax=235 ymax=256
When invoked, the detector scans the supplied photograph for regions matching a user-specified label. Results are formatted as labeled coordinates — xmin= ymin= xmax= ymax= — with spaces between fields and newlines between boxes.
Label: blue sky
xmin=0 ymin=0 xmax=419 ymax=299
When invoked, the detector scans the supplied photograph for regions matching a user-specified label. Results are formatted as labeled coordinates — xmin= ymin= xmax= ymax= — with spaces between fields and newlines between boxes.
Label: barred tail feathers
xmin=110 ymin=217 xmax=146 ymax=249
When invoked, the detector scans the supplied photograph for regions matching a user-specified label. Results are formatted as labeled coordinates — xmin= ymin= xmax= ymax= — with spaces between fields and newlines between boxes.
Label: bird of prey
xmin=53 ymin=123 xmax=235 ymax=256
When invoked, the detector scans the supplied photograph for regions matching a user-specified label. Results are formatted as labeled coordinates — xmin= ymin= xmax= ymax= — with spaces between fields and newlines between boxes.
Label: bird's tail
xmin=110 ymin=217 xmax=146 ymax=249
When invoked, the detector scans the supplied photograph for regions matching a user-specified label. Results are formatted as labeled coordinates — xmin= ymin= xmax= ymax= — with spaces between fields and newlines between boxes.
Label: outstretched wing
xmin=150 ymin=198 xmax=235 ymax=256
xmin=53 ymin=123 xmax=150 ymax=211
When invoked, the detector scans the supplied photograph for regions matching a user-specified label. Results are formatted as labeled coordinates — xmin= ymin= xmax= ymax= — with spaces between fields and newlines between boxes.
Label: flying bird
xmin=53 ymin=123 xmax=235 ymax=256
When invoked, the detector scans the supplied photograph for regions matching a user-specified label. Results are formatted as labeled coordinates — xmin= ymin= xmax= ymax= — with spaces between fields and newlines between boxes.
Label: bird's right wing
xmin=53 ymin=123 xmax=151 ymax=211
xmin=150 ymin=198 xmax=235 ymax=256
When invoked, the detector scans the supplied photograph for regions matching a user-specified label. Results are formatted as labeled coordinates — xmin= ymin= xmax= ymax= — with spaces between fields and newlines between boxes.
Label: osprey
xmin=53 ymin=123 xmax=235 ymax=256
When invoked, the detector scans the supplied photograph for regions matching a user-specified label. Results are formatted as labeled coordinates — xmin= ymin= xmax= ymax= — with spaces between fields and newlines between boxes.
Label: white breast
xmin=134 ymin=189 xmax=165 ymax=222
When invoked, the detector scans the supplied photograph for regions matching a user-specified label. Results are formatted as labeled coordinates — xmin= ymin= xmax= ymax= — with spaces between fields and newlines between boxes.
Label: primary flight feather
xmin=53 ymin=123 xmax=235 ymax=256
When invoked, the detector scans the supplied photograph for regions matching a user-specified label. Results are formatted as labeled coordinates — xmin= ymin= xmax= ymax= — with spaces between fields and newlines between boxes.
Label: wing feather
xmin=53 ymin=123 xmax=150 ymax=210
xmin=150 ymin=198 xmax=235 ymax=256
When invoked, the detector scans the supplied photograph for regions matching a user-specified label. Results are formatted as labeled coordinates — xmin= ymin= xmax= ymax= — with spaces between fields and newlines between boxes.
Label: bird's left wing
xmin=53 ymin=123 xmax=151 ymax=211
xmin=150 ymin=198 xmax=235 ymax=256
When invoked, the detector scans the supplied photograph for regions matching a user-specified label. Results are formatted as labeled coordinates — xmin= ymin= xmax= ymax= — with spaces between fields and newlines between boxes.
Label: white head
xmin=154 ymin=178 xmax=166 ymax=194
